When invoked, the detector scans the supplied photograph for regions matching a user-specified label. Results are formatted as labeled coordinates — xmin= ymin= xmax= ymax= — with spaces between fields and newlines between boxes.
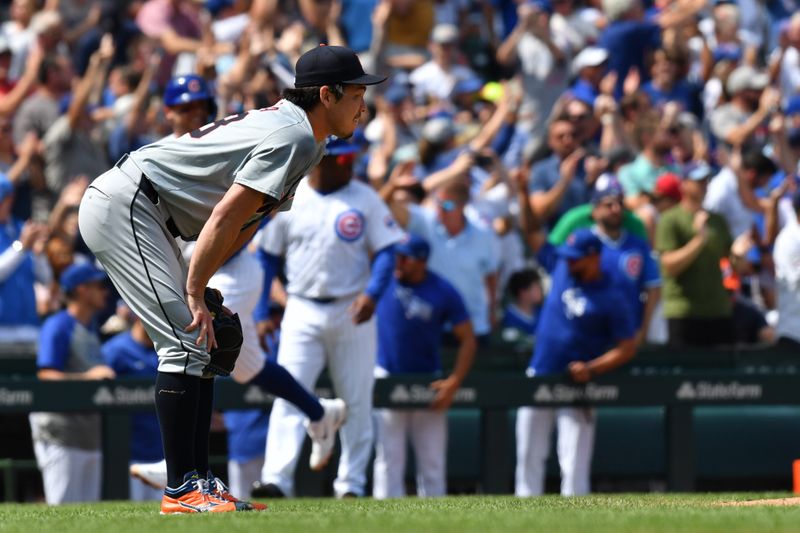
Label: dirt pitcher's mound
xmin=719 ymin=497 xmax=800 ymax=507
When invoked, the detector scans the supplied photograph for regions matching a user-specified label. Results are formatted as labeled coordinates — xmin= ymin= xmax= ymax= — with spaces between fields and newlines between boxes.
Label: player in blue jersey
xmin=372 ymin=234 xmax=476 ymax=499
xmin=30 ymin=263 xmax=116 ymax=504
xmin=514 ymin=229 xmax=637 ymax=497
xmin=520 ymin=173 xmax=661 ymax=345
xmin=101 ymin=315 xmax=163 ymax=501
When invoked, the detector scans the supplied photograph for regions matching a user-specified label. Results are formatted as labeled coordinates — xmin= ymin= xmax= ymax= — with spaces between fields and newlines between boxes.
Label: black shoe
xmin=341 ymin=492 xmax=359 ymax=498
xmin=251 ymin=481 xmax=285 ymax=499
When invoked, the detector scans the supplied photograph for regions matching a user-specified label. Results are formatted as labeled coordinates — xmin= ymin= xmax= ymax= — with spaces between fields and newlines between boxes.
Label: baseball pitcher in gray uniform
xmin=78 ymin=45 xmax=385 ymax=514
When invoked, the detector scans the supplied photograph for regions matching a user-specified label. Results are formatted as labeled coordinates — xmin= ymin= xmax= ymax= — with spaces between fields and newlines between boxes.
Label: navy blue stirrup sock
xmin=154 ymin=372 xmax=199 ymax=488
xmin=250 ymin=360 xmax=324 ymax=421
xmin=194 ymin=377 xmax=215 ymax=474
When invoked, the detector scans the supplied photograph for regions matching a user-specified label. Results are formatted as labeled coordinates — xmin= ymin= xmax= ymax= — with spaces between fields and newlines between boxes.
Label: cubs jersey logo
xmin=335 ymin=209 xmax=365 ymax=242
xmin=620 ymin=252 xmax=643 ymax=280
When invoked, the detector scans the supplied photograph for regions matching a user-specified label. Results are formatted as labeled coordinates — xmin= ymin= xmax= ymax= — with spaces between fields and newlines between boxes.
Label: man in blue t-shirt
xmin=373 ymin=234 xmax=476 ymax=499
xmin=515 ymin=230 xmax=637 ymax=498
xmin=30 ymin=263 xmax=116 ymax=505
xmin=102 ymin=316 xmax=163 ymax=501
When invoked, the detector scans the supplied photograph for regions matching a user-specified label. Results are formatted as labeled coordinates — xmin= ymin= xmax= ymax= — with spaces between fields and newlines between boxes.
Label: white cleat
xmin=306 ymin=398 xmax=347 ymax=471
xmin=130 ymin=459 xmax=168 ymax=490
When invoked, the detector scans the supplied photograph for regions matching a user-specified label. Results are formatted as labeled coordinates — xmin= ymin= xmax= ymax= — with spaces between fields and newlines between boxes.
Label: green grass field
xmin=2 ymin=494 xmax=800 ymax=533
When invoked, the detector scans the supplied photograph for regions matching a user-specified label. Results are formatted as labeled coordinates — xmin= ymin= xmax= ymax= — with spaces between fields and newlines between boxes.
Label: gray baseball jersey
xmin=129 ymin=99 xmax=326 ymax=239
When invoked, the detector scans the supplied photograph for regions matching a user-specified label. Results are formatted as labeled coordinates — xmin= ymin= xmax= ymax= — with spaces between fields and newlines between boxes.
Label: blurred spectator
xmin=0 ymin=175 xmax=50 ymax=343
xmin=372 ymin=234 xmax=476 ymax=499
xmin=704 ymin=146 xmax=776 ymax=239
xmin=41 ymin=35 xmax=113 ymax=196
xmin=373 ymin=0 xmax=435 ymax=71
xmin=12 ymin=53 xmax=72 ymax=146
xmin=655 ymin=167 xmax=743 ymax=347
xmin=409 ymin=24 xmax=477 ymax=105
xmin=776 ymin=13 xmax=800 ymax=99
xmin=636 ymin=171 xmax=682 ymax=244
xmin=102 ymin=315 xmax=163 ymax=501
xmin=709 ymin=65 xmax=780 ymax=151
xmin=496 ymin=0 xmax=570 ymax=143
xmin=1 ymin=0 xmax=38 ymax=81
xmin=528 ymin=116 xmax=604 ymax=227
xmin=720 ymin=257 xmax=775 ymax=345
xmin=773 ymin=189 xmax=800 ymax=348
xmin=386 ymin=179 xmax=500 ymax=341
xmin=569 ymin=46 xmax=609 ymax=107
xmin=598 ymin=0 xmax=705 ymax=97
xmin=516 ymin=229 xmax=636 ymax=497
xmin=618 ymin=111 xmax=680 ymax=209
xmin=29 ymin=262 xmax=115 ymax=505
xmin=500 ymin=268 xmax=543 ymax=344
xmin=641 ymin=48 xmax=700 ymax=114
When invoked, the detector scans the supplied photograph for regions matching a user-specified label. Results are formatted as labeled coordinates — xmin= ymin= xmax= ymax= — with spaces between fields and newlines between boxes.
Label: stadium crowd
xmin=2 ymin=0 xmax=800 ymax=503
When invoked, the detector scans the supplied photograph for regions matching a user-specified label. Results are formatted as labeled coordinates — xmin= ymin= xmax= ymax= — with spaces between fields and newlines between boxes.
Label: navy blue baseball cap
xmin=558 ymin=229 xmax=603 ymax=260
xmin=395 ymin=234 xmax=430 ymax=261
xmin=294 ymin=45 xmax=387 ymax=88
xmin=591 ymin=173 xmax=624 ymax=204
xmin=384 ymin=82 xmax=410 ymax=105
xmin=60 ymin=263 xmax=107 ymax=293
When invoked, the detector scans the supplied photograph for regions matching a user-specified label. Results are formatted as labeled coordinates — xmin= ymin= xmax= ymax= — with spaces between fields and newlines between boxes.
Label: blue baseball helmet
xmin=163 ymin=75 xmax=214 ymax=107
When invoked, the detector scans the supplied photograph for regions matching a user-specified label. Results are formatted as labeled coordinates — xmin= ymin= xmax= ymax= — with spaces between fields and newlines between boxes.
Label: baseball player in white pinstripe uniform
xmin=255 ymin=137 xmax=405 ymax=498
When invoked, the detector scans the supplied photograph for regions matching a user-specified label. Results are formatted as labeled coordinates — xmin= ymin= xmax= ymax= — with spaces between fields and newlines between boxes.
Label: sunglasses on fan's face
xmin=437 ymin=199 xmax=458 ymax=212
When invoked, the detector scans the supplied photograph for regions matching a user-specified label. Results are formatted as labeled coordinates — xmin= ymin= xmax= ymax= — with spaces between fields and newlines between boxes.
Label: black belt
xmin=305 ymin=296 xmax=337 ymax=304
xmin=117 ymin=155 xmax=181 ymax=239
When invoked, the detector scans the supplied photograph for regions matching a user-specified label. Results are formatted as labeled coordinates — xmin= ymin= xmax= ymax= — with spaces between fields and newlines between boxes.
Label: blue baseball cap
xmin=206 ymin=0 xmax=234 ymax=16
xmin=325 ymin=136 xmax=361 ymax=156
xmin=395 ymin=234 xmax=430 ymax=261
xmin=60 ymin=263 xmax=107 ymax=293
xmin=558 ymin=229 xmax=603 ymax=260
xmin=785 ymin=95 xmax=800 ymax=116
xmin=452 ymin=77 xmax=484 ymax=97
xmin=591 ymin=173 xmax=624 ymax=204
xmin=528 ymin=0 xmax=553 ymax=13
xmin=0 ymin=173 xmax=13 ymax=202
xmin=384 ymin=83 xmax=410 ymax=105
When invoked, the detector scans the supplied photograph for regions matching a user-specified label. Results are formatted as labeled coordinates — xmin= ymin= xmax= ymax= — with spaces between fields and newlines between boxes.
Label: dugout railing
xmin=1 ymin=355 xmax=800 ymax=500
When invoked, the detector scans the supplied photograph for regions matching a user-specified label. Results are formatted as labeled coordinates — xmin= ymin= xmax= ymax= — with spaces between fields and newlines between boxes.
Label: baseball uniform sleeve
xmin=608 ymin=297 xmax=636 ymax=342
xmin=233 ymin=129 xmax=317 ymax=200
xmin=37 ymin=314 xmax=73 ymax=371
xmin=365 ymin=193 xmax=406 ymax=252
xmin=442 ymin=280 xmax=471 ymax=327
xmin=258 ymin=214 xmax=289 ymax=256
xmin=642 ymin=249 xmax=662 ymax=288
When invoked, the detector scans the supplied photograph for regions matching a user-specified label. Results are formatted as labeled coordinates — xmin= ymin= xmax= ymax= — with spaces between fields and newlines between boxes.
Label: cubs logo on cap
xmin=335 ymin=209 xmax=365 ymax=242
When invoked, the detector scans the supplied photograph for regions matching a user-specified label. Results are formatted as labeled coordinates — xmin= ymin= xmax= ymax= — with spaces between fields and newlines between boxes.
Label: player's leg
xmin=32 ymin=440 xmax=69 ymax=505
xmin=372 ymin=408 xmax=410 ymax=499
xmin=409 ymin=409 xmax=447 ymax=497
xmin=260 ymin=296 xmax=327 ymax=496
xmin=71 ymin=448 xmax=102 ymax=503
xmin=79 ymin=172 xmax=234 ymax=512
xmin=325 ymin=301 xmax=377 ymax=497
xmin=556 ymin=407 xmax=596 ymax=496
xmin=195 ymin=377 xmax=215 ymax=476
xmin=217 ymin=254 xmax=325 ymax=422
xmin=514 ymin=407 xmax=556 ymax=497
xmin=227 ymin=456 xmax=264 ymax=500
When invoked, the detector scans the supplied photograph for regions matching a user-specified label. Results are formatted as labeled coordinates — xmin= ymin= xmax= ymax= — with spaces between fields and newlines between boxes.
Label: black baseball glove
xmin=202 ymin=287 xmax=243 ymax=377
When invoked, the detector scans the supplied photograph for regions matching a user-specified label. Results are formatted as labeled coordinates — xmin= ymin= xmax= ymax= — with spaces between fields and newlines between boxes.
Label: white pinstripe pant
xmin=261 ymin=295 xmax=376 ymax=497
